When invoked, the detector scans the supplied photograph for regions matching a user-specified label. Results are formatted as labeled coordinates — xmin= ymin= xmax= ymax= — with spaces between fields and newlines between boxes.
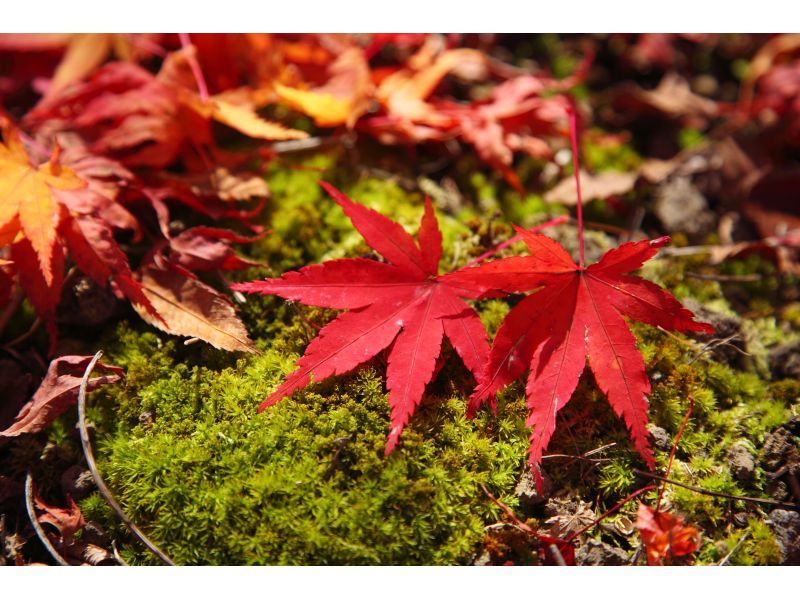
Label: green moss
xmin=82 ymin=321 xmax=529 ymax=565
xmin=66 ymin=152 xmax=797 ymax=565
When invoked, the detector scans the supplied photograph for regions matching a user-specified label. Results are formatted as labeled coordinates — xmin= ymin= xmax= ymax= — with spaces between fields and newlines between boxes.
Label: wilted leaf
xmin=0 ymin=355 xmax=123 ymax=437
xmin=135 ymin=261 xmax=257 ymax=353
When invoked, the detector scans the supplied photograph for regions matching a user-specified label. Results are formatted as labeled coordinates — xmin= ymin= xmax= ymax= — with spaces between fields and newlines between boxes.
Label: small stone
xmin=61 ymin=465 xmax=96 ymax=500
xmin=728 ymin=444 xmax=755 ymax=482
xmin=647 ymin=424 xmax=672 ymax=452
xmin=138 ymin=411 xmax=155 ymax=427
xmin=769 ymin=341 xmax=800 ymax=380
xmin=732 ymin=512 xmax=750 ymax=528
xmin=575 ymin=539 xmax=629 ymax=566
xmin=767 ymin=509 xmax=800 ymax=565
xmin=653 ymin=177 xmax=715 ymax=242
xmin=515 ymin=468 xmax=553 ymax=507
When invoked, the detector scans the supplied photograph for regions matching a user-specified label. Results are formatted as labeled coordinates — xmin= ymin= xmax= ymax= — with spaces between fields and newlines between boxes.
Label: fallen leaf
xmin=0 ymin=355 xmax=123 ymax=437
xmin=275 ymin=47 xmax=373 ymax=127
xmin=454 ymin=231 xmax=713 ymax=488
xmin=135 ymin=260 xmax=257 ymax=353
xmin=0 ymin=129 xmax=85 ymax=285
xmin=233 ymin=182 xmax=493 ymax=452
xmin=636 ymin=502 xmax=700 ymax=566
xmin=33 ymin=491 xmax=85 ymax=547
xmin=545 ymin=169 xmax=637 ymax=205
xmin=613 ymin=72 xmax=718 ymax=123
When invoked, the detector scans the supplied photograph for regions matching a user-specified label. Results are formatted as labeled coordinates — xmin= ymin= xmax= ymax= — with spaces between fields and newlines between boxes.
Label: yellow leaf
xmin=210 ymin=100 xmax=308 ymax=141
xmin=274 ymin=83 xmax=352 ymax=128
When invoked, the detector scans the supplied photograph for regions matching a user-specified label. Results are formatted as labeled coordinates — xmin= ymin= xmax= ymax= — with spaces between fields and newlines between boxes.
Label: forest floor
xmin=1 ymin=33 xmax=799 ymax=566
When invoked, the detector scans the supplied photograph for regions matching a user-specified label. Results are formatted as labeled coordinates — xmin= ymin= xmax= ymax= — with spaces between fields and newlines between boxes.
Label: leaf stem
xmin=78 ymin=351 xmax=176 ymax=565
xmin=178 ymin=33 xmax=210 ymax=103
xmin=567 ymin=100 xmax=585 ymax=269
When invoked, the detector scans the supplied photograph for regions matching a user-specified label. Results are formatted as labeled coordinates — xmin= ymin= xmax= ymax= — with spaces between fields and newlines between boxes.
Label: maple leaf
xmin=134 ymin=258 xmax=257 ymax=354
xmin=0 ymin=355 xmax=123 ymax=437
xmin=0 ymin=129 xmax=85 ymax=285
xmin=636 ymin=502 xmax=701 ymax=566
xmin=274 ymin=47 xmax=373 ymax=127
xmin=25 ymin=49 xmax=306 ymax=169
xmin=454 ymin=229 xmax=714 ymax=487
xmin=232 ymin=182 xmax=491 ymax=452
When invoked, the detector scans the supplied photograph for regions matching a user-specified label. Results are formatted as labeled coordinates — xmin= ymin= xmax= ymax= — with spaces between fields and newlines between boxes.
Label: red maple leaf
xmin=636 ymin=502 xmax=701 ymax=566
xmin=232 ymin=182 xmax=492 ymax=452
xmin=454 ymin=228 xmax=713 ymax=488
xmin=449 ymin=103 xmax=714 ymax=489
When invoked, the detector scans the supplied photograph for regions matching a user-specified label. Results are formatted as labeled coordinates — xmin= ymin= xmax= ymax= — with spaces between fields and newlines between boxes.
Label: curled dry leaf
xmin=33 ymin=491 xmax=85 ymax=547
xmin=275 ymin=47 xmax=373 ymax=127
xmin=134 ymin=260 xmax=257 ymax=354
xmin=0 ymin=355 xmax=123 ymax=438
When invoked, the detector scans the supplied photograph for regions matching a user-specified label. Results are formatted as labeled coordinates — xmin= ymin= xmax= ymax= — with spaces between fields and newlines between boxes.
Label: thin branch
xmin=547 ymin=544 xmax=567 ymax=566
xmin=78 ymin=351 xmax=176 ymax=566
xmin=24 ymin=472 xmax=69 ymax=566
xmin=2 ymin=317 xmax=41 ymax=349
xmin=633 ymin=469 xmax=800 ymax=512
xmin=686 ymin=272 xmax=763 ymax=283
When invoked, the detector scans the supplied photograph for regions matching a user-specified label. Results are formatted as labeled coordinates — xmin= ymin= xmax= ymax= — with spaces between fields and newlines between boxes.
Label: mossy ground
xmin=41 ymin=148 xmax=799 ymax=565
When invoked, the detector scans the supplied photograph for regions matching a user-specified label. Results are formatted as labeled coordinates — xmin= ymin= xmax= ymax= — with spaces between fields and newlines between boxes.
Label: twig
xmin=718 ymin=530 xmax=750 ymax=566
xmin=111 ymin=540 xmax=130 ymax=566
xmin=541 ymin=442 xmax=616 ymax=464
xmin=633 ymin=469 xmax=800 ymax=512
xmin=547 ymin=544 xmax=567 ymax=566
xmin=565 ymin=484 xmax=658 ymax=543
xmin=686 ymin=272 xmax=763 ymax=283
xmin=78 ymin=351 xmax=176 ymax=566
xmin=24 ymin=472 xmax=70 ymax=566
xmin=2 ymin=317 xmax=41 ymax=349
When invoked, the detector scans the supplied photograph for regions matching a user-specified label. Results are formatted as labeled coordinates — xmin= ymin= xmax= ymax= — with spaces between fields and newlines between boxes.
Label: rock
xmin=515 ymin=468 xmax=553 ymax=507
xmin=472 ymin=550 xmax=492 ymax=566
xmin=57 ymin=275 xmax=123 ymax=328
xmin=767 ymin=509 xmax=800 ymax=565
xmin=681 ymin=299 xmax=745 ymax=364
xmin=729 ymin=444 xmax=756 ymax=482
xmin=654 ymin=177 xmax=715 ymax=242
xmin=647 ymin=424 xmax=671 ymax=452
xmin=576 ymin=539 xmax=629 ymax=566
xmin=61 ymin=465 xmax=95 ymax=500
xmin=769 ymin=341 xmax=800 ymax=380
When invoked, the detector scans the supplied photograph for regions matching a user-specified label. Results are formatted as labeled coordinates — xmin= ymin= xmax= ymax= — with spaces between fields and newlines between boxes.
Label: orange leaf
xmin=0 ymin=131 xmax=85 ymax=285
xmin=636 ymin=503 xmax=701 ymax=566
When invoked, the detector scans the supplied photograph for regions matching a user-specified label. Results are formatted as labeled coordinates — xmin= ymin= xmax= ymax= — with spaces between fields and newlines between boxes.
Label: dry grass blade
xmin=24 ymin=472 xmax=69 ymax=566
xmin=78 ymin=350 xmax=176 ymax=566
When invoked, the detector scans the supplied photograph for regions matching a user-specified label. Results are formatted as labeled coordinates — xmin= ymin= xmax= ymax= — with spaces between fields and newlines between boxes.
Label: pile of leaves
xmin=2 ymin=33 xmax=800 ymax=566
